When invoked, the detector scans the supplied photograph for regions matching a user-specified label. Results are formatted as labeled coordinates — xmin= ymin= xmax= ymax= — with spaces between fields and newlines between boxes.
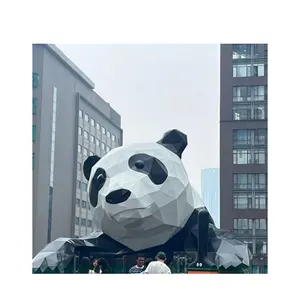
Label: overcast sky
xmin=57 ymin=44 xmax=220 ymax=194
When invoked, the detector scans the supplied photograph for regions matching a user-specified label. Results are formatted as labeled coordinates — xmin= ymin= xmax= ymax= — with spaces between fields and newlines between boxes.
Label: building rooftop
xmin=46 ymin=44 xmax=95 ymax=89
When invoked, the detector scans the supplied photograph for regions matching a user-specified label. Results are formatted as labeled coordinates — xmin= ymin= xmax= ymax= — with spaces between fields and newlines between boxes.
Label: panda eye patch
xmin=129 ymin=153 xmax=168 ymax=185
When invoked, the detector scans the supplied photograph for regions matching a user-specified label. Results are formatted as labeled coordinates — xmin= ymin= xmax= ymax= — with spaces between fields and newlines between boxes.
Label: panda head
xmin=83 ymin=129 xmax=200 ymax=250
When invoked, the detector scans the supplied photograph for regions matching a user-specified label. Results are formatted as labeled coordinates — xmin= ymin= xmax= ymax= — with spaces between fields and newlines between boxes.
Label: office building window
xmin=32 ymin=72 xmax=39 ymax=88
xmin=233 ymin=148 xmax=266 ymax=164
xmin=96 ymin=122 xmax=100 ymax=131
xmin=84 ymin=131 xmax=89 ymax=140
xmin=232 ymin=44 xmax=259 ymax=59
xmin=233 ymin=63 xmax=265 ymax=77
xmin=76 ymin=199 xmax=80 ymax=206
xmin=112 ymin=134 xmax=116 ymax=142
xmin=234 ymin=192 xmax=267 ymax=209
xmin=33 ymin=125 xmax=36 ymax=142
xmin=83 ymin=148 xmax=88 ymax=156
xmin=84 ymin=113 xmax=89 ymax=122
xmin=234 ymin=218 xmax=268 ymax=238
xmin=233 ymin=129 xmax=267 ymax=146
xmin=82 ymin=182 xmax=87 ymax=192
xmin=75 ymin=217 xmax=80 ymax=225
xmin=233 ymin=86 xmax=267 ymax=102
xmin=33 ymin=97 xmax=37 ymax=114
xmin=78 ymin=145 xmax=82 ymax=153
xmin=81 ymin=218 xmax=86 ymax=226
xmin=79 ymin=109 xmax=83 ymax=118
xmin=90 ymin=135 xmax=95 ymax=144
xmin=76 ymin=180 xmax=80 ymax=189
xmin=91 ymin=118 xmax=95 ymax=127
xmin=107 ymin=131 xmax=111 ymax=139
xmin=87 ymin=220 xmax=92 ymax=227
xmin=106 ymin=145 xmax=111 ymax=152
xmin=78 ymin=127 xmax=82 ymax=136
xmin=242 ymin=238 xmax=267 ymax=256
xmin=77 ymin=162 xmax=81 ymax=171
xmin=96 ymin=138 xmax=100 ymax=147
xmin=101 ymin=126 xmax=106 ymax=135
xmin=233 ymin=103 xmax=267 ymax=121
xmin=82 ymin=201 xmax=87 ymax=208
xmin=101 ymin=142 xmax=105 ymax=150
xmin=32 ymin=153 xmax=35 ymax=169
xmin=233 ymin=173 xmax=267 ymax=190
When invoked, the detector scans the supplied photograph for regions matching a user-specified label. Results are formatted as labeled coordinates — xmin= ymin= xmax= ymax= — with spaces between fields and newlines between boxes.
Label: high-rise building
xmin=201 ymin=168 xmax=220 ymax=228
xmin=32 ymin=44 xmax=123 ymax=257
xmin=220 ymin=44 xmax=268 ymax=273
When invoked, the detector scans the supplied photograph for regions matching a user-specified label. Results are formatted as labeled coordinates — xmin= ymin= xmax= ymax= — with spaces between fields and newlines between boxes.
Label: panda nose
xmin=106 ymin=189 xmax=131 ymax=204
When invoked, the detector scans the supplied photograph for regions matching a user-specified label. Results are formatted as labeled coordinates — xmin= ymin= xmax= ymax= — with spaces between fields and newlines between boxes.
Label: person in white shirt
xmin=143 ymin=252 xmax=171 ymax=274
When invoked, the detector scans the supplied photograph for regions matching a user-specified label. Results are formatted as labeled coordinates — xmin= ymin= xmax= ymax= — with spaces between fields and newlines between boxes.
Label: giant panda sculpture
xmin=32 ymin=129 xmax=250 ymax=273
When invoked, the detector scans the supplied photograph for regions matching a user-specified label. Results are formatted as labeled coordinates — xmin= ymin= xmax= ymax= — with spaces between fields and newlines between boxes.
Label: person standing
xmin=78 ymin=257 xmax=93 ymax=274
xmin=143 ymin=252 xmax=171 ymax=274
xmin=129 ymin=254 xmax=146 ymax=274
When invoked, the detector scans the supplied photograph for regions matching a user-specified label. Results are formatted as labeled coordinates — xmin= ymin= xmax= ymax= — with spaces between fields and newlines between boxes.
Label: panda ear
xmin=157 ymin=129 xmax=188 ymax=159
xmin=83 ymin=155 xmax=101 ymax=180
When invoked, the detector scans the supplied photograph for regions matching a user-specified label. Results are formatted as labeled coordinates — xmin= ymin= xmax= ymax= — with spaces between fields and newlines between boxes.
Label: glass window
xmin=83 ymin=148 xmax=88 ymax=156
xmin=233 ymin=64 xmax=265 ymax=78
xmin=101 ymin=126 xmax=106 ymax=135
xmin=84 ymin=131 xmax=89 ymax=140
xmin=84 ymin=113 xmax=89 ymax=122
xmin=77 ymin=162 xmax=81 ymax=170
xmin=33 ymin=97 xmax=37 ymax=114
xmin=112 ymin=134 xmax=116 ymax=142
xmin=82 ymin=201 xmax=87 ymax=208
xmin=76 ymin=199 xmax=80 ymax=206
xmin=101 ymin=142 xmax=105 ymax=150
xmin=233 ymin=148 xmax=266 ymax=165
xmin=75 ymin=217 xmax=79 ymax=225
xmin=90 ymin=135 xmax=95 ymax=144
xmin=32 ymin=153 xmax=35 ymax=169
xmin=233 ymin=193 xmax=249 ymax=209
xmin=96 ymin=122 xmax=100 ymax=131
xmin=32 ymin=125 xmax=36 ymax=142
xmin=232 ymin=44 xmax=259 ymax=59
xmin=81 ymin=218 xmax=86 ymax=226
xmin=78 ymin=145 xmax=82 ymax=153
xmin=91 ymin=118 xmax=95 ymax=127
xmin=96 ymin=138 xmax=100 ymax=147
xmin=78 ymin=127 xmax=82 ymax=136
xmin=107 ymin=131 xmax=111 ymax=138
xmin=79 ymin=109 xmax=83 ymax=118
xmin=76 ymin=180 xmax=80 ymax=189
xmin=82 ymin=183 xmax=87 ymax=192
xmin=87 ymin=220 xmax=92 ymax=227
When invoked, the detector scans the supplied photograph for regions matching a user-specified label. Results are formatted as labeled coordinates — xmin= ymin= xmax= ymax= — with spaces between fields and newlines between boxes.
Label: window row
xmin=233 ymin=63 xmax=265 ymax=77
xmin=242 ymin=238 xmax=267 ymax=255
xmin=234 ymin=192 xmax=267 ymax=209
xmin=78 ymin=127 xmax=114 ymax=148
xmin=233 ymin=86 xmax=267 ymax=102
xmin=234 ymin=218 xmax=267 ymax=231
xmin=232 ymin=44 xmax=260 ymax=60
xmin=233 ymin=148 xmax=267 ymax=165
xmin=76 ymin=180 xmax=87 ymax=192
xmin=78 ymin=110 xmax=116 ymax=142
xmin=78 ymin=144 xmax=111 ymax=156
xmin=233 ymin=103 xmax=267 ymax=120
xmin=233 ymin=173 xmax=267 ymax=190
xmin=75 ymin=217 xmax=92 ymax=227
xmin=76 ymin=198 xmax=91 ymax=210
xmin=233 ymin=129 xmax=267 ymax=146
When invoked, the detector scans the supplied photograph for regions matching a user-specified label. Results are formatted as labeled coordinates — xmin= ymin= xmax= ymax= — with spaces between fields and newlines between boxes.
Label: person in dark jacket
xmin=98 ymin=257 xmax=112 ymax=274
xmin=78 ymin=257 xmax=92 ymax=274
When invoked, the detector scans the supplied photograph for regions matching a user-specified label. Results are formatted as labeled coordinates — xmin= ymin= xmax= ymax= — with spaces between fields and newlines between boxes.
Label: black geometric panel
xmin=89 ymin=167 xmax=106 ymax=207
xmin=83 ymin=155 xmax=101 ymax=180
xmin=128 ymin=153 xmax=168 ymax=185
xmin=157 ymin=129 xmax=187 ymax=158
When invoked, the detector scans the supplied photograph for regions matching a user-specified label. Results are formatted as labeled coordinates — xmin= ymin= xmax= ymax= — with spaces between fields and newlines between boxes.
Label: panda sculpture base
xmin=32 ymin=129 xmax=251 ymax=273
